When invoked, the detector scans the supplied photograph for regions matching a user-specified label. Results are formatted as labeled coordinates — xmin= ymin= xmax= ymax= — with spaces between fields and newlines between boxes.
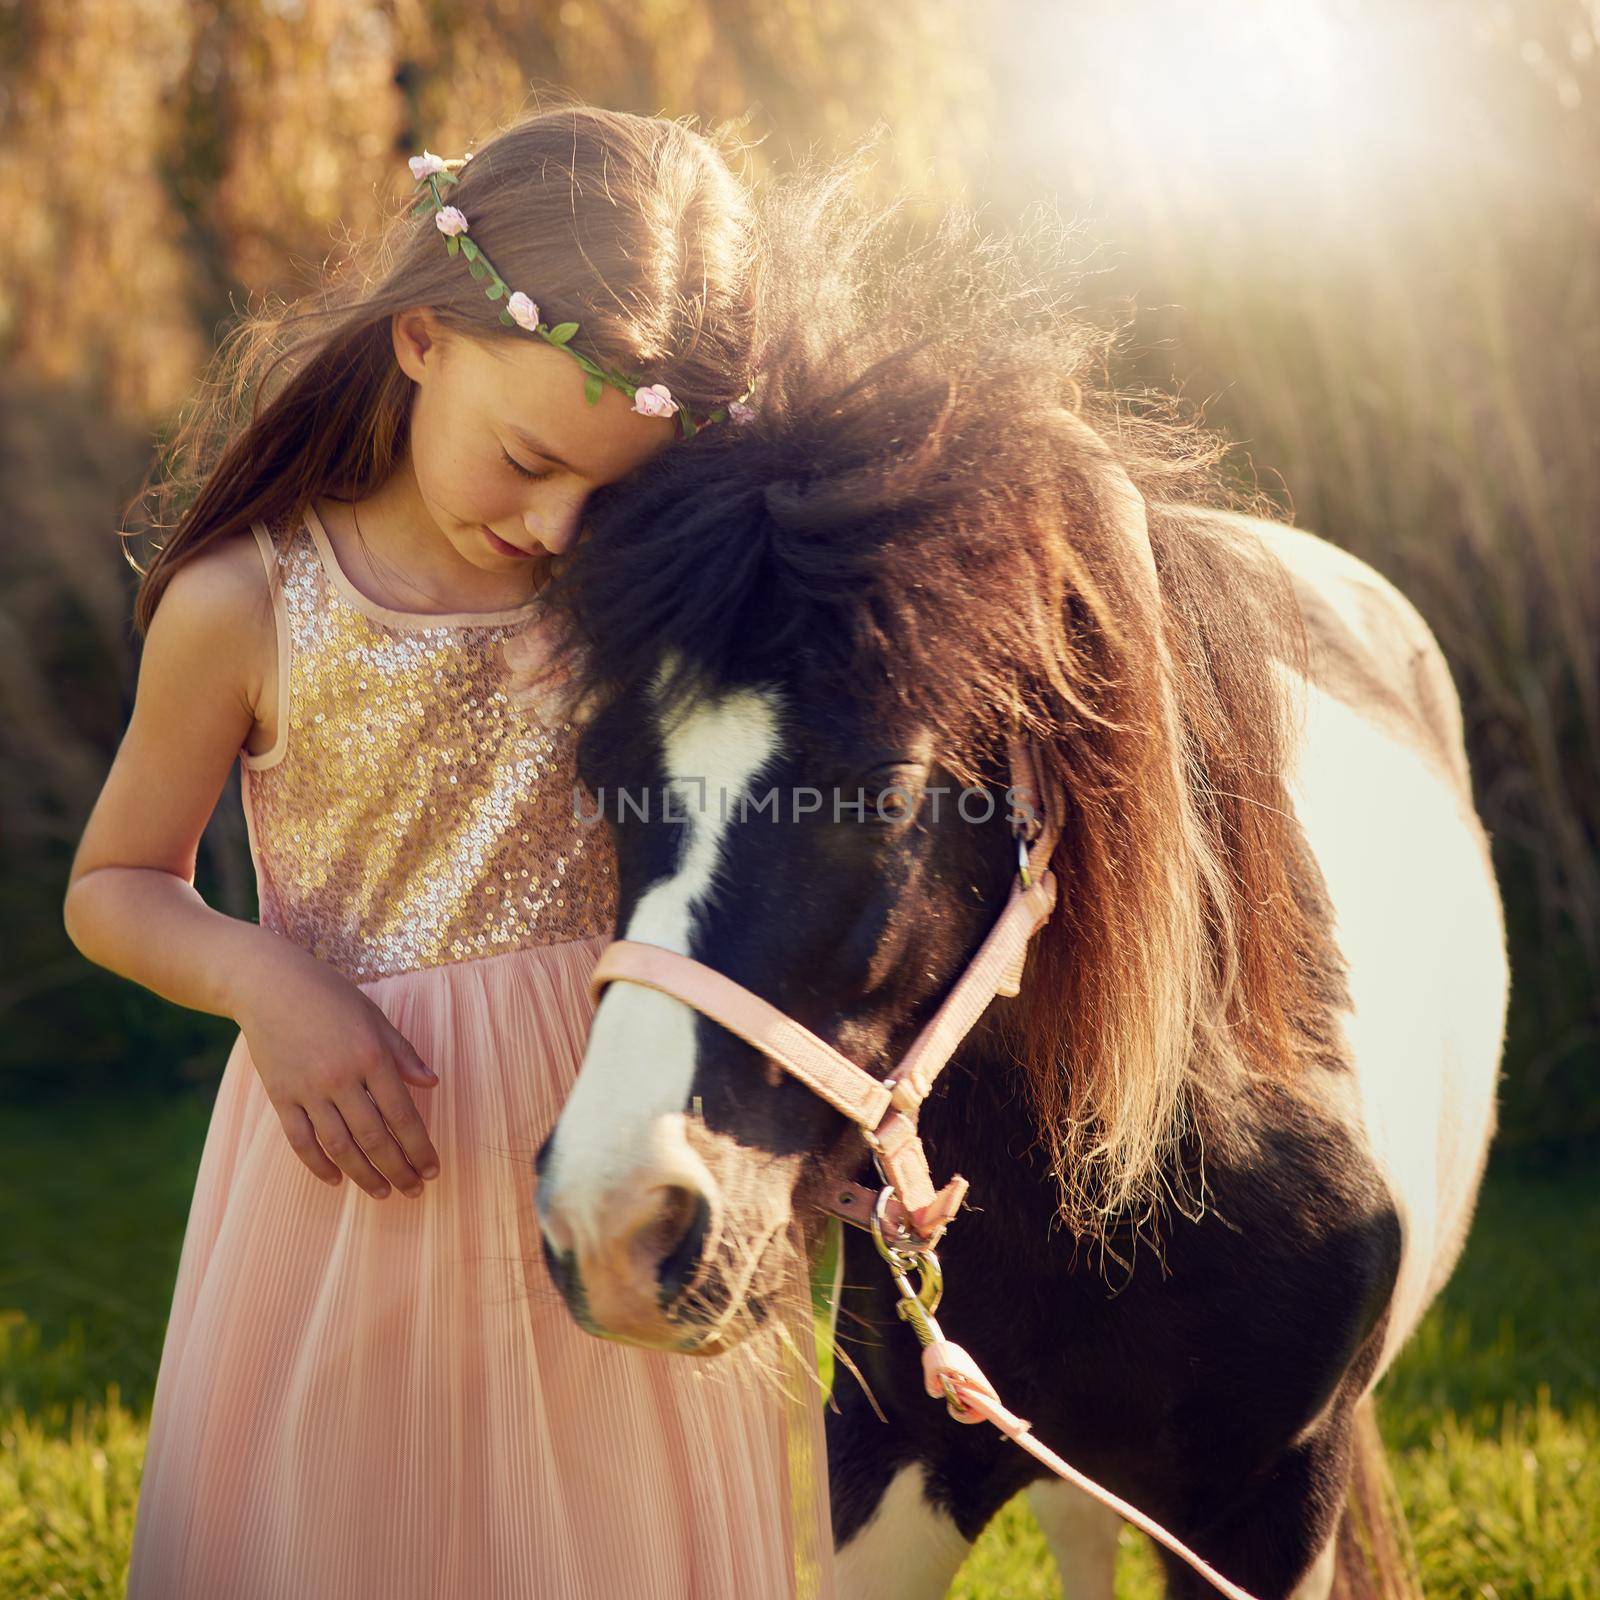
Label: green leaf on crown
xmin=547 ymin=322 xmax=579 ymax=346
xmin=446 ymin=236 xmax=459 ymax=257
xmin=485 ymin=281 xmax=505 ymax=300
xmin=460 ymin=239 xmax=479 ymax=261
xmin=467 ymin=257 xmax=487 ymax=279
xmin=498 ymin=308 xmax=515 ymax=326
xmin=584 ymin=374 xmax=604 ymax=405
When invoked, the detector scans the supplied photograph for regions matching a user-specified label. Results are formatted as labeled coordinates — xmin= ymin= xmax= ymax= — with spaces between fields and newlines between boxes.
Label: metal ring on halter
xmin=870 ymin=1185 xmax=935 ymax=1267
xmin=870 ymin=1187 xmax=945 ymax=1322
xmin=1009 ymin=782 xmax=1044 ymax=845
xmin=1015 ymin=834 xmax=1033 ymax=888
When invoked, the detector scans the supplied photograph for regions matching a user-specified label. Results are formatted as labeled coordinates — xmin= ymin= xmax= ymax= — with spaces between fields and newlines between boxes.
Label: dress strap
xmin=242 ymin=519 xmax=292 ymax=772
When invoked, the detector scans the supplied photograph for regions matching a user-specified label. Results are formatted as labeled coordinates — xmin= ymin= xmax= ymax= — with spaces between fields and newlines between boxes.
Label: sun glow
xmin=1007 ymin=0 xmax=1452 ymax=209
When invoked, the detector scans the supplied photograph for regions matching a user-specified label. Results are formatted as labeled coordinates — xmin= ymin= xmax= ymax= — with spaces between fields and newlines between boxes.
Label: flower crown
xmin=408 ymin=150 xmax=755 ymax=440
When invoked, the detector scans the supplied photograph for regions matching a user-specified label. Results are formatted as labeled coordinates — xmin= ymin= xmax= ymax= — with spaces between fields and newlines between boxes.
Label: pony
xmin=527 ymin=170 xmax=1507 ymax=1599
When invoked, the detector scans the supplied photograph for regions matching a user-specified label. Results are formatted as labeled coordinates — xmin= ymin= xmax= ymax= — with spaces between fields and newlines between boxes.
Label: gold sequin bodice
xmin=241 ymin=508 xmax=616 ymax=982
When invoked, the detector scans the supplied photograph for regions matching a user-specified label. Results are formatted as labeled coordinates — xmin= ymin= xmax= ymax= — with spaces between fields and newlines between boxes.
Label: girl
xmin=64 ymin=106 xmax=832 ymax=1599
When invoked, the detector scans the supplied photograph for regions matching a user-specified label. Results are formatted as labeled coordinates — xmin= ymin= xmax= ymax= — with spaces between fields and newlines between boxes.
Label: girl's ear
xmin=391 ymin=308 xmax=443 ymax=384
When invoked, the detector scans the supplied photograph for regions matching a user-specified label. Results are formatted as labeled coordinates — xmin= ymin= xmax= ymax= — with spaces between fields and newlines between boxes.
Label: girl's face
xmin=394 ymin=308 xmax=677 ymax=575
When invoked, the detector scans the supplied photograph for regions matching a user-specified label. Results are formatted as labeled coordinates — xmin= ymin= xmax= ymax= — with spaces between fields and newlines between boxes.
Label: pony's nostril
xmin=540 ymin=1198 xmax=575 ymax=1258
xmin=647 ymin=1185 xmax=712 ymax=1304
xmin=540 ymin=1228 xmax=574 ymax=1297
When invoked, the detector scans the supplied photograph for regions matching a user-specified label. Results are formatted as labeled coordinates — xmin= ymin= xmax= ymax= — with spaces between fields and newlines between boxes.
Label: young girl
xmin=64 ymin=106 xmax=833 ymax=1599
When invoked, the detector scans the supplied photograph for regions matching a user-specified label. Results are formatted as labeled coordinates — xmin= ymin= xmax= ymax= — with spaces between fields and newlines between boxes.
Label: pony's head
xmin=529 ymin=167 xmax=1310 ymax=1352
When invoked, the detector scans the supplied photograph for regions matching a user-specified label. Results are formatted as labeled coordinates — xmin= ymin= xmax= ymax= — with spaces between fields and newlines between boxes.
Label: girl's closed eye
xmin=501 ymin=447 xmax=554 ymax=482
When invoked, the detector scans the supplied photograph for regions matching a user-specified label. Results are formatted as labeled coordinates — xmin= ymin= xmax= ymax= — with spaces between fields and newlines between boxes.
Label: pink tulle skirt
xmin=125 ymin=936 xmax=834 ymax=1599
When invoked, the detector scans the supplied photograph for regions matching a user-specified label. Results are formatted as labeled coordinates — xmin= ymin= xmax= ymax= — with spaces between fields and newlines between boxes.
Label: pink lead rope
xmin=587 ymin=735 xmax=1265 ymax=1600
xmin=917 ymin=1335 xmax=1261 ymax=1600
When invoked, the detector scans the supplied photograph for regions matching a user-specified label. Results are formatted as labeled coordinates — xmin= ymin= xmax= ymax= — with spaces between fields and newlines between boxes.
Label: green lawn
xmin=1 ymin=1096 xmax=1594 ymax=1599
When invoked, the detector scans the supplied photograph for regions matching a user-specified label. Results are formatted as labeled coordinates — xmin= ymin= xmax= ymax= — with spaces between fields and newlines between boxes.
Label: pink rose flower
xmin=408 ymin=150 xmax=448 ymax=181
xmin=632 ymin=383 xmax=679 ymax=419
xmin=729 ymin=399 xmax=758 ymax=425
xmin=434 ymin=206 xmax=469 ymax=238
xmin=506 ymin=291 xmax=541 ymax=332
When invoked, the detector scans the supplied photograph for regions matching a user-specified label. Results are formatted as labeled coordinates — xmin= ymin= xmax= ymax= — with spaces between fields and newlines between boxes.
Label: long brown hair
xmin=127 ymin=103 xmax=762 ymax=633
xmin=545 ymin=153 xmax=1321 ymax=1238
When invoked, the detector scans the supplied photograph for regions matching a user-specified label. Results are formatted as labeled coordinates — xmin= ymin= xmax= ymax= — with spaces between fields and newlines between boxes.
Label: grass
xmin=1 ymin=1097 xmax=1595 ymax=1598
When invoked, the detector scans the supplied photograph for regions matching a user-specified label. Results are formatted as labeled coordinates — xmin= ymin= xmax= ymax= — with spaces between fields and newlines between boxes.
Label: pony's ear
xmin=1039 ymin=405 xmax=1160 ymax=609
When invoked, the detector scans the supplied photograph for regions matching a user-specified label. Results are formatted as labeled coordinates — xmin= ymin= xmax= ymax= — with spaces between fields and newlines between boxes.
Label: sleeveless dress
xmin=125 ymin=503 xmax=834 ymax=1600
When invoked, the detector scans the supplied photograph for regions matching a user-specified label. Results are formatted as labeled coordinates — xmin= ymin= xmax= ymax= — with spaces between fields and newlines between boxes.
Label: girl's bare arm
xmin=63 ymin=540 xmax=440 ymax=1199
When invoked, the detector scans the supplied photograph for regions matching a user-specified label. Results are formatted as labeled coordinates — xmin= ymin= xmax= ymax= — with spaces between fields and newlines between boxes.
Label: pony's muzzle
xmin=534 ymin=1132 xmax=720 ymax=1345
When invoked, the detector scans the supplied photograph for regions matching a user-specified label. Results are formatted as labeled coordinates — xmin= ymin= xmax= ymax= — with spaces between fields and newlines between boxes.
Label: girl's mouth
xmin=482 ymin=525 xmax=537 ymax=559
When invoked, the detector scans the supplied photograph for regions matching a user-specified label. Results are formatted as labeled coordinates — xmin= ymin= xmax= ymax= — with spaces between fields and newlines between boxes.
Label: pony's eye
xmin=502 ymin=447 xmax=553 ymax=482
xmin=856 ymin=762 xmax=926 ymax=827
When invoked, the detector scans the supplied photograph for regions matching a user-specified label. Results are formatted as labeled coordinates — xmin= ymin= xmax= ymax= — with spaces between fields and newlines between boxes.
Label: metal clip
xmin=870 ymin=1185 xmax=944 ymax=1347
xmin=870 ymin=1186 xmax=974 ymax=1417
xmin=868 ymin=1182 xmax=921 ymax=1259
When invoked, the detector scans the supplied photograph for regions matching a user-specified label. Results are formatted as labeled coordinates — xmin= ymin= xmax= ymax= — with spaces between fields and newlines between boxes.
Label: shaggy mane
xmin=545 ymin=155 xmax=1319 ymax=1235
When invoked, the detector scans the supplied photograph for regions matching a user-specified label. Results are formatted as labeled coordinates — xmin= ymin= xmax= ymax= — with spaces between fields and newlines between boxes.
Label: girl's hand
xmin=236 ymin=951 xmax=441 ymax=1199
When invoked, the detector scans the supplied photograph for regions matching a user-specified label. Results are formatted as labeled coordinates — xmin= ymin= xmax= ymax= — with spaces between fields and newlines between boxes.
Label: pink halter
xmin=585 ymin=735 xmax=1063 ymax=1246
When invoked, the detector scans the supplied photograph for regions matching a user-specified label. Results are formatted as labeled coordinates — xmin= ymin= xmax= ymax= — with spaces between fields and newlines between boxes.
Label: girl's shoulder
xmin=148 ymin=532 xmax=280 ymax=753
xmin=154 ymin=530 xmax=278 ymax=640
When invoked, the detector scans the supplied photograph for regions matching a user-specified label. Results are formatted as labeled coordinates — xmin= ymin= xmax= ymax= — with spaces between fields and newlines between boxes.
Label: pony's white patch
xmin=834 ymin=1463 xmax=972 ymax=1600
xmin=1025 ymin=1480 xmax=1120 ymax=1596
xmin=1289 ymin=1525 xmax=1338 ymax=1600
xmin=1279 ymin=661 xmax=1504 ymax=1377
xmin=538 ymin=670 xmax=783 ymax=1254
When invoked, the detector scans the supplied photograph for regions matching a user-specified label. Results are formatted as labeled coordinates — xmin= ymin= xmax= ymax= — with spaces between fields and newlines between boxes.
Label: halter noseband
xmin=585 ymin=735 xmax=1063 ymax=1249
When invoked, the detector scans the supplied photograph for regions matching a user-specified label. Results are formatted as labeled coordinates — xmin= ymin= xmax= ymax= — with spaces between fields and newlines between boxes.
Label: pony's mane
xmin=548 ymin=155 xmax=1322 ymax=1236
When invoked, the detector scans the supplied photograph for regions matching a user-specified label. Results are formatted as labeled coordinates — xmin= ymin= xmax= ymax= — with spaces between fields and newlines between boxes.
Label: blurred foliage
xmin=0 ymin=0 xmax=1594 ymax=1148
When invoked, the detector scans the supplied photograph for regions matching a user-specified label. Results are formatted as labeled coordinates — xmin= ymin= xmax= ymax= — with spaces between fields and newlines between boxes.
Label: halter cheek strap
xmin=584 ymin=734 xmax=1063 ymax=1247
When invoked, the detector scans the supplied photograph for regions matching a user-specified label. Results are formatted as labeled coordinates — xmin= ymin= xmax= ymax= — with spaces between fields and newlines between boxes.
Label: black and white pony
xmin=528 ymin=185 xmax=1506 ymax=1599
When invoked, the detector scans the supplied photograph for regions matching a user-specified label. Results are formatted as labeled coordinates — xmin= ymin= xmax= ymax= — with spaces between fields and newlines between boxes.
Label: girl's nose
xmin=524 ymin=492 xmax=586 ymax=554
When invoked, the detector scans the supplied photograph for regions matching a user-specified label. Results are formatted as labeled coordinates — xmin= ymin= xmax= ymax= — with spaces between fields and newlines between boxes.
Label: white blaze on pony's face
xmin=534 ymin=663 xmax=787 ymax=1345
